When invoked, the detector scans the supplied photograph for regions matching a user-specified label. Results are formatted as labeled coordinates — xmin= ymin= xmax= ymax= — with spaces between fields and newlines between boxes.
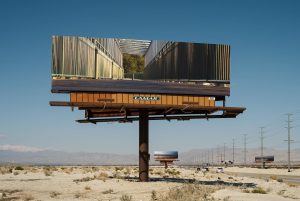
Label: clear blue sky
xmin=0 ymin=0 xmax=299 ymax=154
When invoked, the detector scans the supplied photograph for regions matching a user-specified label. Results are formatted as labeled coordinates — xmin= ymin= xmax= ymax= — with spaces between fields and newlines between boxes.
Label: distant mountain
xmin=0 ymin=148 xmax=299 ymax=165
xmin=0 ymin=150 xmax=137 ymax=165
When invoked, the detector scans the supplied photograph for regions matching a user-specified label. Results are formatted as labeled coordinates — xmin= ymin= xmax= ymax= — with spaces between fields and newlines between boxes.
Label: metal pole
xmin=139 ymin=110 xmax=149 ymax=182
xmin=243 ymin=134 xmax=247 ymax=166
xmin=286 ymin=113 xmax=293 ymax=172
xmin=232 ymin=139 xmax=235 ymax=165
xmin=223 ymin=143 xmax=226 ymax=163
xmin=260 ymin=127 xmax=265 ymax=169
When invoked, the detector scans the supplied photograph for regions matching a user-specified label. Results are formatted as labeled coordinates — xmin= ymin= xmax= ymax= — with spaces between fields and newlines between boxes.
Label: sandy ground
xmin=0 ymin=166 xmax=299 ymax=201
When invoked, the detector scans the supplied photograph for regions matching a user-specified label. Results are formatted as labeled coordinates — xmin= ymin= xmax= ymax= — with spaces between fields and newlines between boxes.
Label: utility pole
xmin=223 ymin=143 xmax=226 ymax=163
xmin=243 ymin=134 xmax=247 ymax=166
xmin=211 ymin=148 xmax=214 ymax=165
xmin=232 ymin=138 xmax=235 ymax=165
xmin=217 ymin=146 xmax=220 ymax=165
xmin=260 ymin=127 xmax=265 ymax=169
xmin=285 ymin=113 xmax=293 ymax=172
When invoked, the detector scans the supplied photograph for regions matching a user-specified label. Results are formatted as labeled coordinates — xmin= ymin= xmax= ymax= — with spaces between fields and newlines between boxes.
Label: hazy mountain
xmin=0 ymin=147 xmax=299 ymax=165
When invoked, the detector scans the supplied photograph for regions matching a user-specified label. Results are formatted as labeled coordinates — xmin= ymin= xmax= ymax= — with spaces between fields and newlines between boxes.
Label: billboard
xmin=51 ymin=36 xmax=230 ymax=97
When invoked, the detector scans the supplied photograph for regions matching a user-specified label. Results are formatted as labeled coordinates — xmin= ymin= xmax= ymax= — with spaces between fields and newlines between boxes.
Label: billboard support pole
xmin=139 ymin=110 xmax=149 ymax=182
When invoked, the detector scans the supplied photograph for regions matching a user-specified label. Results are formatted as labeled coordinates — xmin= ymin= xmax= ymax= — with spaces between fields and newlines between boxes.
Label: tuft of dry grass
xmin=102 ymin=189 xmax=114 ymax=194
xmin=251 ymin=187 xmax=267 ymax=194
xmin=20 ymin=193 xmax=34 ymax=201
xmin=50 ymin=191 xmax=61 ymax=198
xmin=95 ymin=172 xmax=109 ymax=182
xmin=159 ymin=184 xmax=220 ymax=201
xmin=120 ymin=194 xmax=133 ymax=201
xmin=84 ymin=186 xmax=91 ymax=190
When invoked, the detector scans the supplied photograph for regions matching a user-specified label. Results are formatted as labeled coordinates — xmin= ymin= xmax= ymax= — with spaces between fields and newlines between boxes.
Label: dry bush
xmin=50 ymin=191 xmax=61 ymax=198
xmin=251 ymin=187 xmax=267 ymax=194
xmin=159 ymin=184 xmax=219 ymax=201
xmin=102 ymin=189 xmax=114 ymax=194
xmin=20 ymin=193 xmax=34 ymax=201
xmin=74 ymin=192 xmax=84 ymax=199
xmin=73 ymin=176 xmax=94 ymax=183
xmin=13 ymin=171 xmax=19 ymax=176
xmin=115 ymin=167 xmax=124 ymax=171
xmin=14 ymin=166 xmax=24 ymax=171
xmin=120 ymin=194 xmax=133 ymax=201
xmin=84 ymin=186 xmax=91 ymax=190
xmin=95 ymin=172 xmax=109 ymax=182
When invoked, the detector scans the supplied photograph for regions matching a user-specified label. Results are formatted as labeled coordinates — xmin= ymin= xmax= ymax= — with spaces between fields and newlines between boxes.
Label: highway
xmin=225 ymin=171 xmax=300 ymax=185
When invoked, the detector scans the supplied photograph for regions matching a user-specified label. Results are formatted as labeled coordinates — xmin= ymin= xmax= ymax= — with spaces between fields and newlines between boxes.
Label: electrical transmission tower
xmin=260 ymin=127 xmax=265 ymax=169
xmin=285 ymin=113 xmax=293 ymax=172
xmin=223 ymin=143 xmax=226 ymax=163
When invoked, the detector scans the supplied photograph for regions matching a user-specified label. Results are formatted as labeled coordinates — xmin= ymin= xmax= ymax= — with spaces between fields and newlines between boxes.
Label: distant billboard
xmin=255 ymin=156 xmax=274 ymax=163
xmin=51 ymin=36 xmax=230 ymax=96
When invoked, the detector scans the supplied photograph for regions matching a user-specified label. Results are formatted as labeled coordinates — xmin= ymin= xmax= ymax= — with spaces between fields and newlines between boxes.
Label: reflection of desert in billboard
xmin=52 ymin=36 xmax=230 ymax=95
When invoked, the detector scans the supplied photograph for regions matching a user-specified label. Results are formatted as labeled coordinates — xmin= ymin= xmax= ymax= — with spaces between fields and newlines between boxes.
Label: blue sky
xmin=0 ymin=0 xmax=299 ymax=156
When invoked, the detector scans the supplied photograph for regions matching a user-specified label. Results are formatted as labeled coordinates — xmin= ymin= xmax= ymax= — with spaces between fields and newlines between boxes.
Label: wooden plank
xmin=82 ymin=93 xmax=88 ymax=102
xmin=204 ymin=97 xmax=209 ymax=106
xmin=93 ymin=93 xmax=99 ymax=103
xmin=128 ymin=93 xmax=134 ymax=104
xmin=178 ymin=96 xmax=183 ymax=105
xmin=161 ymin=95 xmax=166 ymax=105
xmin=123 ymin=93 xmax=129 ymax=104
xmin=199 ymin=97 xmax=204 ymax=106
xmin=88 ymin=93 xmax=94 ymax=102
xmin=167 ymin=95 xmax=173 ymax=105
xmin=172 ymin=95 xmax=178 ymax=105
xmin=70 ymin=93 xmax=77 ymax=102
xmin=116 ymin=93 xmax=123 ymax=103
xmin=111 ymin=93 xmax=117 ymax=103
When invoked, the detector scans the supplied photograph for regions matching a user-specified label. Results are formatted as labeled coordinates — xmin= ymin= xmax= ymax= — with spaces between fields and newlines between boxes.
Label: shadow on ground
xmin=123 ymin=176 xmax=256 ymax=188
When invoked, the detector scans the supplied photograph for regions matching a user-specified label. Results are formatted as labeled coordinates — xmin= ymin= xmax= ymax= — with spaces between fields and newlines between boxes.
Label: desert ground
xmin=0 ymin=165 xmax=300 ymax=201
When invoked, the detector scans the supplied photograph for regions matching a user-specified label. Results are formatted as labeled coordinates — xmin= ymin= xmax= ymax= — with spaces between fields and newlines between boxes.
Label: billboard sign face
xmin=51 ymin=36 xmax=230 ymax=97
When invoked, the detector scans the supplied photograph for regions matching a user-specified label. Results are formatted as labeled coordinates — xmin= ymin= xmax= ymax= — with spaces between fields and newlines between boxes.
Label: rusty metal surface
xmin=52 ymin=79 xmax=230 ymax=96
xmin=139 ymin=110 xmax=149 ymax=182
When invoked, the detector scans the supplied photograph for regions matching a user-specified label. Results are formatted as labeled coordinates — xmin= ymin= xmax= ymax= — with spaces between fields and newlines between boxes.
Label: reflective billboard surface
xmin=52 ymin=36 xmax=230 ymax=95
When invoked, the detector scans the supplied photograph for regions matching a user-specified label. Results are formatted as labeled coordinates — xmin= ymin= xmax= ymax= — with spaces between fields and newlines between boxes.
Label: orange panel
xmin=128 ymin=93 xmax=134 ymax=104
xmin=93 ymin=93 xmax=99 ymax=103
xmin=172 ymin=96 xmax=178 ymax=105
xmin=183 ymin=96 xmax=189 ymax=104
xmin=178 ymin=96 xmax=183 ymax=105
xmin=204 ymin=97 xmax=209 ymax=106
xmin=193 ymin=96 xmax=199 ymax=105
xmin=82 ymin=93 xmax=88 ymax=102
xmin=167 ymin=95 xmax=173 ymax=105
xmin=70 ymin=93 xmax=77 ymax=102
xmin=199 ymin=97 xmax=204 ymax=106
xmin=116 ymin=93 xmax=123 ymax=103
xmin=123 ymin=93 xmax=129 ymax=104
xmin=161 ymin=95 xmax=167 ymax=105
xmin=76 ymin=93 xmax=83 ymax=102
xmin=111 ymin=93 xmax=117 ymax=103
xmin=88 ymin=93 xmax=94 ymax=102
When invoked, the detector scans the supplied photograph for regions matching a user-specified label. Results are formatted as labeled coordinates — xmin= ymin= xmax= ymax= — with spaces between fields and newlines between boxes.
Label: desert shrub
xmin=96 ymin=172 xmax=109 ymax=182
xmin=44 ymin=170 xmax=53 ymax=176
xmin=15 ymin=166 xmax=24 ymax=171
xmin=242 ymin=189 xmax=250 ymax=193
xmin=20 ymin=193 xmax=34 ymax=201
xmin=151 ymin=190 xmax=157 ymax=201
xmin=115 ymin=167 xmax=124 ymax=171
xmin=120 ymin=194 xmax=133 ymax=201
xmin=102 ymin=189 xmax=114 ymax=194
xmin=13 ymin=171 xmax=19 ymax=175
xmin=252 ymin=187 xmax=267 ymax=194
xmin=73 ymin=176 xmax=94 ymax=183
xmin=160 ymin=184 xmax=218 ymax=201
xmin=277 ymin=178 xmax=283 ymax=182
xmin=50 ymin=191 xmax=61 ymax=198
xmin=74 ymin=192 xmax=83 ymax=198
xmin=84 ymin=186 xmax=91 ymax=190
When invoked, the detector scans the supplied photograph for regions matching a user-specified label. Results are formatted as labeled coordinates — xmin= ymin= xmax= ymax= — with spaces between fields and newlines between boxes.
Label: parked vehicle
xmin=216 ymin=167 xmax=224 ymax=173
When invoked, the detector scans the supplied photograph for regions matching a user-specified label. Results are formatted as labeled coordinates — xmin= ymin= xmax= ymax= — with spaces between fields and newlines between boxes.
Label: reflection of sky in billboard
xmin=0 ymin=1 xmax=300 ymax=154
